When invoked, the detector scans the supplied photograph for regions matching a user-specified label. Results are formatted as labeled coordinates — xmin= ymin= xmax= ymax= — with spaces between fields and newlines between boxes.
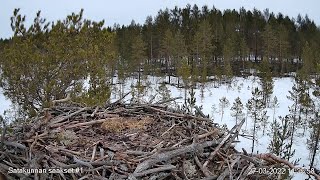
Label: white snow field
xmin=0 ymin=75 xmax=318 ymax=179
xmin=0 ymin=89 xmax=11 ymax=118
xmin=109 ymin=75 xmax=318 ymax=179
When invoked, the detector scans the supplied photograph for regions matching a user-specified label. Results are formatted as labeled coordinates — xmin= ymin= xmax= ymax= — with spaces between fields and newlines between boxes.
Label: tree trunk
xmin=310 ymin=120 xmax=320 ymax=168
xmin=252 ymin=112 xmax=257 ymax=153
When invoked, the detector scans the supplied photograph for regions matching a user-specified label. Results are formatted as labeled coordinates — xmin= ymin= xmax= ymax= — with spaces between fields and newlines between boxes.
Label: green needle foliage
xmin=0 ymin=9 xmax=116 ymax=115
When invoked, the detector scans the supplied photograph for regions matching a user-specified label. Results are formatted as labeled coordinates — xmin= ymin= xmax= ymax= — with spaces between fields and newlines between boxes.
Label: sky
xmin=0 ymin=0 xmax=319 ymax=38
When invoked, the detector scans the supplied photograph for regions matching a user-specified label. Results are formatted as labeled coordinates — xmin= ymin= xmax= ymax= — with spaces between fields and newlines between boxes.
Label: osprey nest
xmin=0 ymin=96 xmax=319 ymax=180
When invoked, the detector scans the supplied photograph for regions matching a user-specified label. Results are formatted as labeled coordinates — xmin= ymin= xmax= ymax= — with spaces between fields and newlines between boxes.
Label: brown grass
xmin=101 ymin=116 xmax=153 ymax=133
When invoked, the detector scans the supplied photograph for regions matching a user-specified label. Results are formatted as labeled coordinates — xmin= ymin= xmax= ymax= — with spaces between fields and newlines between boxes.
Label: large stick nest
xmin=0 ymin=99 xmax=318 ymax=180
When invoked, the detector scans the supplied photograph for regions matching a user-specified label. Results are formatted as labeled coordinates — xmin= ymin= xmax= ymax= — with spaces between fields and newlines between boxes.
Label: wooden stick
xmin=90 ymin=144 xmax=97 ymax=162
xmin=111 ymin=92 xmax=130 ymax=105
xmin=52 ymin=93 xmax=71 ymax=105
xmin=195 ymin=106 xmax=207 ymax=118
xmin=238 ymin=163 xmax=254 ymax=180
xmin=134 ymin=140 xmax=218 ymax=173
xmin=146 ymin=106 xmax=212 ymax=122
xmin=195 ymin=156 xmax=212 ymax=177
xmin=90 ymin=106 xmax=100 ymax=117
xmin=161 ymin=123 xmax=176 ymax=137
xmin=65 ymin=118 xmax=116 ymax=129
xmin=204 ymin=119 xmax=245 ymax=168
xmin=73 ymin=156 xmax=94 ymax=168
xmin=223 ymin=119 xmax=245 ymax=150
xmin=198 ymin=130 xmax=217 ymax=139
xmin=156 ymin=97 xmax=182 ymax=105
xmin=217 ymin=156 xmax=241 ymax=180
xmin=49 ymin=107 xmax=90 ymax=127
xmin=3 ymin=141 xmax=27 ymax=150
xmin=133 ymin=165 xmax=176 ymax=177
xmin=203 ymin=134 xmax=231 ymax=168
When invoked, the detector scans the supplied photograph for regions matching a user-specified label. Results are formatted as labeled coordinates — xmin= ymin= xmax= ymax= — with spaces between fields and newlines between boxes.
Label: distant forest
xmin=113 ymin=5 xmax=320 ymax=76
xmin=0 ymin=5 xmax=319 ymax=115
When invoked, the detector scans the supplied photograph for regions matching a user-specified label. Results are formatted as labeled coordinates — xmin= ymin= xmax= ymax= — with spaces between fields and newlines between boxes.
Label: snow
xmin=0 ymin=89 xmax=11 ymax=118
xmin=0 ymin=75 xmax=318 ymax=179
xmin=109 ymin=75 xmax=318 ymax=179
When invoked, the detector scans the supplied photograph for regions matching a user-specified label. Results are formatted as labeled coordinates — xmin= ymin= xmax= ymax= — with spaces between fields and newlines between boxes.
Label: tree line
xmin=0 ymin=5 xmax=320 ymax=115
xmin=114 ymin=4 xmax=320 ymax=79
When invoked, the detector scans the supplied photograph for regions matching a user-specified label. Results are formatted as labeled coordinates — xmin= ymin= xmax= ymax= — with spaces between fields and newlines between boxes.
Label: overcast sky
xmin=1 ymin=0 xmax=319 ymax=38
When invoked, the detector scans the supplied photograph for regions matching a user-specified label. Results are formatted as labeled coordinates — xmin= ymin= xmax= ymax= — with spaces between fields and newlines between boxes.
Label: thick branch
xmin=134 ymin=140 xmax=218 ymax=173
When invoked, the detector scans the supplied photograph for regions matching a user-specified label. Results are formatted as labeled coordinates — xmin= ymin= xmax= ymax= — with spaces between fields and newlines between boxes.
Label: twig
xmin=238 ymin=163 xmax=254 ymax=180
xmin=198 ymin=130 xmax=217 ymax=139
xmin=156 ymin=97 xmax=182 ymax=105
xmin=99 ymin=147 xmax=106 ymax=177
xmin=90 ymin=106 xmax=100 ymax=117
xmin=133 ymin=165 xmax=176 ymax=177
xmin=65 ymin=118 xmax=116 ymax=129
xmin=161 ymin=123 xmax=176 ymax=137
xmin=195 ymin=106 xmax=207 ymax=118
xmin=73 ymin=156 xmax=94 ymax=168
xmin=111 ymin=92 xmax=130 ymax=105
xmin=52 ymin=93 xmax=71 ymax=105
xmin=49 ymin=107 xmax=90 ymax=127
xmin=203 ymin=134 xmax=231 ymax=169
xmin=29 ymin=132 xmax=39 ymax=159
xmin=195 ymin=156 xmax=212 ymax=177
xmin=3 ymin=141 xmax=27 ymax=150
xmin=146 ymin=106 xmax=211 ymax=122
xmin=223 ymin=119 xmax=245 ymax=150
xmin=217 ymin=156 xmax=241 ymax=180
xmin=204 ymin=119 xmax=245 ymax=169
xmin=90 ymin=144 xmax=97 ymax=162
xmin=134 ymin=140 xmax=218 ymax=173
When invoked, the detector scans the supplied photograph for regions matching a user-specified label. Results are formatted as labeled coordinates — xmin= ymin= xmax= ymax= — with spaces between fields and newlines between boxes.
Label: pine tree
xmin=286 ymin=77 xmax=304 ymax=160
xmin=222 ymin=38 xmax=234 ymax=83
xmin=160 ymin=29 xmax=174 ymax=83
xmin=299 ymin=41 xmax=315 ymax=79
xmin=82 ymin=20 xmax=116 ymax=106
xmin=270 ymin=96 xmax=279 ymax=123
xmin=239 ymin=37 xmax=249 ymax=70
xmin=268 ymin=116 xmax=295 ymax=161
xmin=262 ymin=23 xmax=276 ymax=64
xmin=277 ymin=24 xmax=289 ymax=75
xmin=308 ymin=111 xmax=319 ymax=169
xmin=230 ymin=97 xmax=244 ymax=125
xmin=308 ymin=64 xmax=320 ymax=168
xmin=259 ymin=57 xmax=274 ymax=105
xmin=298 ymin=80 xmax=313 ymax=135
xmin=131 ymin=33 xmax=147 ymax=85
xmin=219 ymin=96 xmax=230 ymax=121
xmin=177 ymin=57 xmax=191 ymax=104
xmin=172 ymin=30 xmax=187 ymax=87
xmin=156 ymin=83 xmax=171 ymax=104
xmin=1 ymin=9 xmax=116 ymax=115
xmin=193 ymin=20 xmax=214 ymax=82
xmin=260 ymin=110 xmax=269 ymax=135
xmin=246 ymin=87 xmax=267 ymax=153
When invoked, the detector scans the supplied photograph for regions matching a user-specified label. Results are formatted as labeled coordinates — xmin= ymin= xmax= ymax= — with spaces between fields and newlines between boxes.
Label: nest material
xmin=0 ymin=100 xmax=310 ymax=180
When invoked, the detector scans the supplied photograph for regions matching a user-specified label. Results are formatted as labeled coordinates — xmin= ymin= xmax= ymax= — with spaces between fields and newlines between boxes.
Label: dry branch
xmin=134 ymin=140 xmax=218 ymax=173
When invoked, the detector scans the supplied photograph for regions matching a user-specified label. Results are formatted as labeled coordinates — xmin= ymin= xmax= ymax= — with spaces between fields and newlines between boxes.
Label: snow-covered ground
xmin=0 ymin=75 xmax=318 ymax=179
xmin=109 ymin=75 xmax=318 ymax=179
xmin=0 ymin=89 xmax=11 ymax=118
